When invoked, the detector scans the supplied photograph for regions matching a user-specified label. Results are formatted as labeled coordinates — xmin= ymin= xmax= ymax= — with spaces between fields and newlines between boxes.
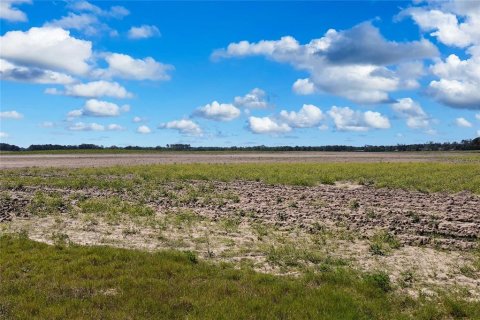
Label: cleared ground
xmin=0 ymin=151 xmax=477 ymax=168
xmin=1 ymin=156 xmax=479 ymax=319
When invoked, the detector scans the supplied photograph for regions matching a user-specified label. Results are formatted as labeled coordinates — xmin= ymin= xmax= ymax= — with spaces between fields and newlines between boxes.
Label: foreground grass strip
xmin=1 ymin=162 xmax=479 ymax=194
xmin=1 ymin=235 xmax=479 ymax=320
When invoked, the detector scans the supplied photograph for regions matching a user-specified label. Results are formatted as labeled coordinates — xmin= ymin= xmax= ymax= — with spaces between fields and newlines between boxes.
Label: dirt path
xmin=0 ymin=151 xmax=472 ymax=168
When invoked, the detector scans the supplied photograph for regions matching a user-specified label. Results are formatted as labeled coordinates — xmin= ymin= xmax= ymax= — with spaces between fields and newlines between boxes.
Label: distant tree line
xmin=1 ymin=138 xmax=479 ymax=152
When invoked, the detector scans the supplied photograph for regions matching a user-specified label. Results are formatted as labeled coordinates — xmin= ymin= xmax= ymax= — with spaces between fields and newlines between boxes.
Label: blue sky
xmin=1 ymin=0 xmax=479 ymax=147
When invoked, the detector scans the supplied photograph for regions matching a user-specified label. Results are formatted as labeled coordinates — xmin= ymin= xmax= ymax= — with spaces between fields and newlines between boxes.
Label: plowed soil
xmin=0 ymin=151 xmax=471 ymax=168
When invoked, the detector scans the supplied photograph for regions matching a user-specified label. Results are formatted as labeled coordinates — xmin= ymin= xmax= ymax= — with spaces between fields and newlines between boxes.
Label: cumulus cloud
xmin=328 ymin=106 xmax=391 ymax=131
xmin=68 ymin=122 xmax=105 ymax=131
xmin=96 ymin=53 xmax=173 ymax=81
xmin=248 ymin=116 xmax=292 ymax=134
xmin=159 ymin=119 xmax=202 ymax=136
xmin=107 ymin=124 xmax=125 ymax=131
xmin=46 ymin=81 xmax=132 ymax=99
xmin=399 ymin=1 xmax=480 ymax=109
xmin=0 ymin=132 xmax=9 ymax=138
xmin=133 ymin=116 xmax=146 ymax=123
xmin=391 ymin=98 xmax=432 ymax=129
xmin=0 ymin=110 xmax=23 ymax=119
xmin=45 ymin=13 xmax=101 ymax=36
xmin=213 ymin=22 xmax=437 ymax=104
xmin=0 ymin=27 xmax=92 ymax=76
xmin=194 ymin=101 xmax=240 ymax=121
xmin=136 ymin=125 xmax=151 ymax=134
xmin=128 ymin=25 xmax=160 ymax=39
xmin=68 ymin=99 xmax=130 ymax=118
xmin=0 ymin=58 xmax=75 ymax=84
xmin=0 ymin=0 xmax=31 ymax=22
xmin=68 ymin=122 xmax=124 ymax=131
xmin=399 ymin=2 xmax=480 ymax=48
xmin=46 ymin=1 xmax=129 ymax=37
xmin=68 ymin=1 xmax=129 ymax=19
xmin=323 ymin=22 xmax=438 ymax=65
xmin=279 ymin=104 xmax=324 ymax=128
xmin=233 ymin=88 xmax=269 ymax=108
xmin=455 ymin=117 xmax=472 ymax=127
xmin=476 ymin=113 xmax=480 ymax=121
xmin=292 ymin=78 xmax=316 ymax=95
xmin=427 ymin=52 xmax=480 ymax=109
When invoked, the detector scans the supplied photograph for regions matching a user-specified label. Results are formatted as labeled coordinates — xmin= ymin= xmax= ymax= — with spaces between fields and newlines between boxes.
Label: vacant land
xmin=1 ymin=153 xmax=479 ymax=319
xmin=1 ymin=151 xmax=478 ymax=168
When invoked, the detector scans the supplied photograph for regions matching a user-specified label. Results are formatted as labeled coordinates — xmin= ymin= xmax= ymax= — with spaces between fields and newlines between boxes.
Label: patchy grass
xmin=369 ymin=230 xmax=402 ymax=256
xmin=1 ymin=235 xmax=479 ymax=320
xmin=78 ymin=197 xmax=154 ymax=224
xmin=1 ymin=162 xmax=479 ymax=194
xmin=27 ymin=191 xmax=69 ymax=217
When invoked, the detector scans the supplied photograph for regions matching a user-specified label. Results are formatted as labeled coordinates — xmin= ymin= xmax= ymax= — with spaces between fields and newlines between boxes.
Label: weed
xmin=365 ymin=271 xmax=392 ymax=292
xmin=221 ymin=216 xmax=241 ymax=233
xmin=349 ymin=199 xmax=360 ymax=210
xmin=369 ymin=230 xmax=401 ymax=256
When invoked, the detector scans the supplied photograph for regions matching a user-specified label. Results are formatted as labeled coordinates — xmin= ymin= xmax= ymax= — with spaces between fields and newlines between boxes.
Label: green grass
xmin=1 ymin=235 xmax=479 ymax=320
xmin=1 ymin=162 xmax=479 ymax=194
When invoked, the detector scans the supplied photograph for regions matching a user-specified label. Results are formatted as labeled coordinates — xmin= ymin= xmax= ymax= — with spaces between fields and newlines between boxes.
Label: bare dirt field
xmin=0 ymin=151 xmax=472 ymax=168
xmin=2 ymin=179 xmax=479 ymax=298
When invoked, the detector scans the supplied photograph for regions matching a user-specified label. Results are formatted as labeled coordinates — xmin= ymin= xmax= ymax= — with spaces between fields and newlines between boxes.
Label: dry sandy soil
xmin=1 ymin=180 xmax=479 ymax=298
xmin=0 ymin=151 xmax=471 ymax=168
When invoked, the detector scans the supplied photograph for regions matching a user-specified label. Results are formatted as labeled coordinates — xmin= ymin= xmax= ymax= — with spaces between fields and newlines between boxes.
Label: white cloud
xmin=0 ymin=27 xmax=92 ymax=76
xmin=159 ymin=119 xmax=202 ymax=136
xmin=0 ymin=0 xmax=31 ymax=22
xmin=68 ymin=122 xmax=105 ymax=131
xmin=233 ymin=88 xmax=269 ymax=108
xmin=476 ymin=113 xmax=480 ymax=121
xmin=391 ymin=98 xmax=432 ymax=129
xmin=213 ymin=22 xmax=437 ymax=104
xmin=248 ymin=116 xmax=292 ymax=134
xmin=0 ymin=110 xmax=23 ymax=119
xmin=68 ymin=1 xmax=129 ymax=18
xmin=132 ymin=116 xmax=145 ymax=123
xmin=194 ymin=101 xmax=240 ymax=121
xmin=96 ymin=53 xmax=173 ymax=81
xmin=45 ymin=13 xmax=100 ymax=36
xmin=68 ymin=99 xmax=129 ymax=118
xmin=0 ymin=59 xmax=75 ymax=84
xmin=455 ymin=117 xmax=473 ymax=127
xmin=46 ymin=81 xmax=132 ymax=99
xmin=67 ymin=109 xmax=83 ymax=120
xmin=477 ymin=130 xmax=480 ymax=137
xmin=0 ymin=132 xmax=9 ymax=138
xmin=128 ymin=25 xmax=160 ymax=39
xmin=279 ymin=104 xmax=324 ymax=128
xmin=136 ymin=125 xmax=151 ymax=134
xmin=68 ymin=122 xmax=124 ymax=131
xmin=107 ymin=124 xmax=125 ymax=131
xmin=83 ymin=99 xmax=124 ymax=117
xmin=427 ymin=53 xmax=480 ymax=109
xmin=292 ymin=78 xmax=316 ymax=95
xmin=40 ymin=121 xmax=55 ymax=128
xmin=328 ymin=106 xmax=390 ymax=131
xmin=400 ymin=3 xmax=480 ymax=48
xmin=46 ymin=1 xmax=129 ymax=37
xmin=399 ymin=1 xmax=480 ymax=109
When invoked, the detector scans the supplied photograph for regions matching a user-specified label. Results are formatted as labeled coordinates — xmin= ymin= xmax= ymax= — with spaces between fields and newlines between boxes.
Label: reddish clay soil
xmin=0 ymin=151 xmax=472 ymax=169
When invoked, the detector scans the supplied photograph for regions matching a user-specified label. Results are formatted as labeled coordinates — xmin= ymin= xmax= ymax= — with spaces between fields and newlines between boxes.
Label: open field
xmin=1 ymin=151 xmax=479 ymax=168
xmin=1 ymin=157 xmax=479 ymax=319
